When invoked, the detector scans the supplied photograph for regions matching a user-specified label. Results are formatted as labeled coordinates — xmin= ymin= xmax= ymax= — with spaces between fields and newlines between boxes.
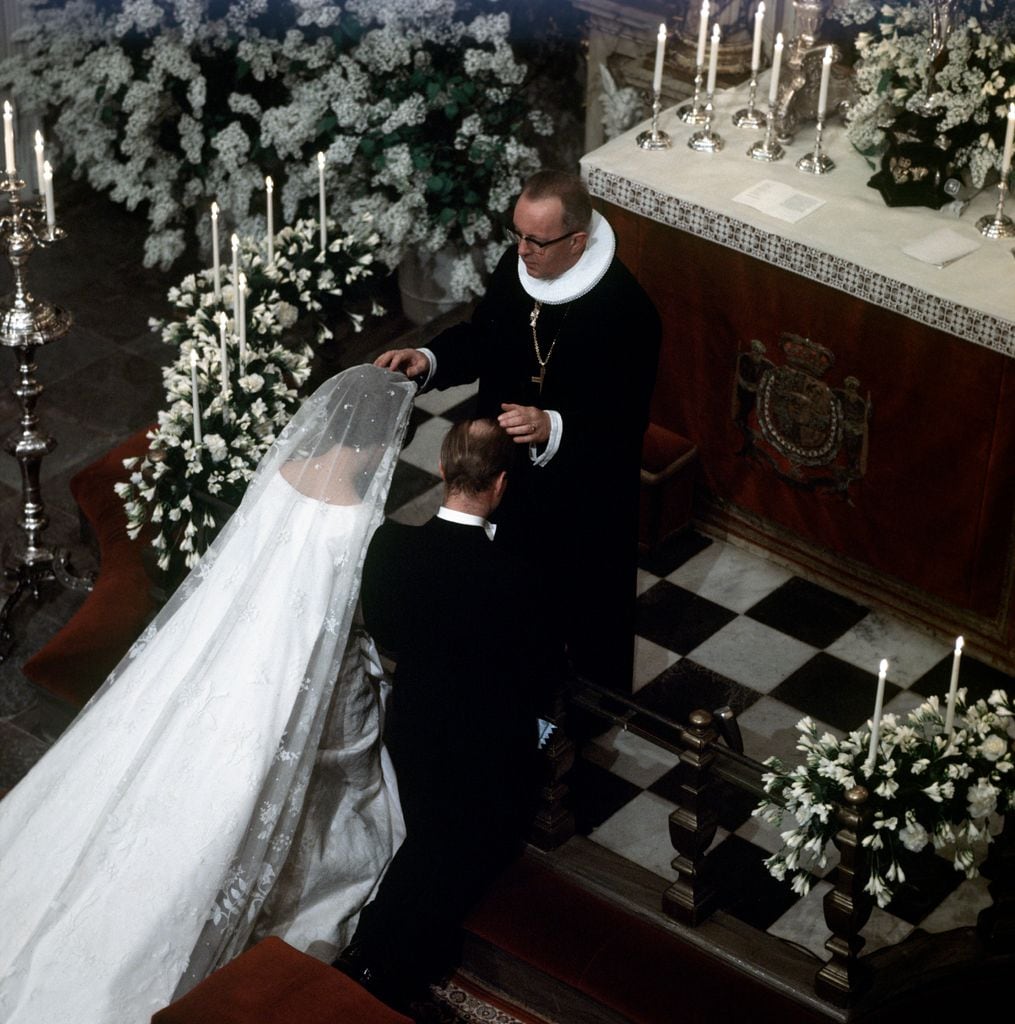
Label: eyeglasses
xmin=506 ymin=227 xmax=578 ymax=251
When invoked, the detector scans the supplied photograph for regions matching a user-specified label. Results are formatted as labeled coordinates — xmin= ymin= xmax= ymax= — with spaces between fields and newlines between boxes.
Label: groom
xmin=337 ymin=418 xmax=554 ymax=1009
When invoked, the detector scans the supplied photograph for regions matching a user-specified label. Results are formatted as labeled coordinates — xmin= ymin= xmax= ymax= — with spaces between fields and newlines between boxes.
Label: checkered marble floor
xmin=394 ymin=381 xmax=1014 ymax=966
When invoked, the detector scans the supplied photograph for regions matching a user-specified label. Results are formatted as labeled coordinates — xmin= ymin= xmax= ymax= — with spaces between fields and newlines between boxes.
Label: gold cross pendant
xmin=531 ymin=365 xmax=545 ymax=393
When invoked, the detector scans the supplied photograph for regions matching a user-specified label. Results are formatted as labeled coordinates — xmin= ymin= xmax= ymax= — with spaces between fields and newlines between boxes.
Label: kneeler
xmin=151 ymin=937 xmax=412 ymax=1024
xmin=639 ymin=423 xmax=698 ymax=551
xmin=22 ymin=427 xmax=156 ymax=707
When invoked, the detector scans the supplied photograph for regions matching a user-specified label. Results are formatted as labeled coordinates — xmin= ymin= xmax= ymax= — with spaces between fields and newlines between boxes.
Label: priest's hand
xmin=375 ymin=348 xmax=431 ymax=378
xmin=499 ymin=404 xmax=549 ymax=445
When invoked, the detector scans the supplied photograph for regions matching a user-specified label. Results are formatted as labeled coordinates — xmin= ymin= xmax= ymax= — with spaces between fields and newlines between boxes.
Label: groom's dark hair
xmin=441 ymin=418 xmax=515 ymax=497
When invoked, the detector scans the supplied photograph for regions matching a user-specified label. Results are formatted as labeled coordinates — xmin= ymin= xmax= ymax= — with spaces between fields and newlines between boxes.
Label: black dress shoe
xmin=332 ymin=943 xmax=413 ymax=1014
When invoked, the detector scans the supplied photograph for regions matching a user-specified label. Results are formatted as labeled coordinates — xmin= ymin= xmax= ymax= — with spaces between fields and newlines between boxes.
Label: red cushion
xmin=152 ymin=937 xmax=412 ymax=1024
xmin=22 ymin=428 xmax=156 ymax=706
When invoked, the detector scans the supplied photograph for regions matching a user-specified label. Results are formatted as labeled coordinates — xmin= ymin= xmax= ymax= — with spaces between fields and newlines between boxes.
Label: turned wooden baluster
xmin=662 ymin=709 xmax=718 ymax=924
xmin=815 ymin=785 xmax=874 ymax=1005
xmin=528 ymin=684 xmax=576 ymax=851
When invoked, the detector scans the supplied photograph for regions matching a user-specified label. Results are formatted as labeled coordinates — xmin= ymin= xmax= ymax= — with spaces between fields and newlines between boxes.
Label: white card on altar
xmin=901 ymin=228 xmax=981 ymax=268
xmin=732 ymin=180 xmax=825 ymax=223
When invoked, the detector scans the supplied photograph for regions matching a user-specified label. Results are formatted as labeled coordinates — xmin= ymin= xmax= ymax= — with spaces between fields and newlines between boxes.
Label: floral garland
xmin=831 ymin=1 xmax=1015 ymax=186
xmin=115 ymin=213 xmax=383 ymax=581
xmin=755 ymin=687 xmax=1015 ymax=907
xmin=3 ymin=0 xmax=549 ymax=298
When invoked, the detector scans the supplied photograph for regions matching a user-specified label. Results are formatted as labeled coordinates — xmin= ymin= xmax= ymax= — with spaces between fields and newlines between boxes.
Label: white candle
xmin=768 ymin=32 xmax=784 ymax=107
xmin=944 ymin=636 xmax=965 ymax=734
xmin=218 ymin=312 xmax=229 ymax=398
xmin=238 ymin=271 xmax=247 ymax=365
xmin=265 ymin=175 xmax=274 ymax=263
xmin=696 ymin=1 xmax=709 ymax=69
xmin=33 ymin=131 xmax=44 ymax=196
xmin=3 ymin=101 xmax=15 ymax=176
xmin=42 ymin=159 xmax=55 ymax=229
xmin=231 ymin=232 xmax=240 ymax=332
xmin=1002 ymin=104 xmax=1015 ymax=178
xmin=211 ymin=202 xmax=221 ymax=301
xmin=751 ymin=3 xmax=766 ymax=73
xmin=190 ymin=350 xmax=203 ymax=445
xmin=865 ymin=658 xmax=889 ymax=771
xmin=706 ymin=24 xmax=720 ymax=97
xmin=317 ymin=151 xmax=327 ymax=252
xmin=652 ymin=23 xmax=666 ymax=95
xmin=817 ymin=45 xmax=833 ymax=120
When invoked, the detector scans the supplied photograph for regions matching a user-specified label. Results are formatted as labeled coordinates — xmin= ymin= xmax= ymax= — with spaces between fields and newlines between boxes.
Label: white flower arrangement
xmin=831 ymin=1 xmax=1015 ymax=186
xmin=755 ymin=687 xmax=1015 ymax=907
xmin=3 ymin=0 xmax=549 ymax=298
xmin=115 ymin=213 xmax=383 ymax=581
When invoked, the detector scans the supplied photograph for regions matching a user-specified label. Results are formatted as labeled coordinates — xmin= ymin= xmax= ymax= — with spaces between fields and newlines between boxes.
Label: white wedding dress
xmin=0 ymin=366 xmax=415 ymax=1024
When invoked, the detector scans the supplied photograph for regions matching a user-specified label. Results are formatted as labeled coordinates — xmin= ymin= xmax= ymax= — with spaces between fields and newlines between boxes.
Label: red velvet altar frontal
xmin=602 ymin=201 xmax=1015 ymax=653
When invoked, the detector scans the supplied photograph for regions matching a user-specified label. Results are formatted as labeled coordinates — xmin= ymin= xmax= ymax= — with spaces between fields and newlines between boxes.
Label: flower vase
xmin=396 ymin=246 xmax=466 ymax=326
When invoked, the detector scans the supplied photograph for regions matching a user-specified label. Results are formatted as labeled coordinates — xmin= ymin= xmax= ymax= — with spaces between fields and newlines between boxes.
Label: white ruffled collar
xmin=517 ymin=210 xmax=615 ymax=305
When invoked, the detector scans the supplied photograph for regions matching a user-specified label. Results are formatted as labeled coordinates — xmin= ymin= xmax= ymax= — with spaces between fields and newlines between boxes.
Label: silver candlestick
xmin=677 ymin=65 xmax=709 ymax=125
xmin=797 ymin=108 xmax=835 ymax=174
xmin=0 ymin=173 xmax=92 ymax=662
xmin=688 ymin=92 xmax=723 ymax=153
xmin=637 ymin=90 xmax=672 ymax=150
xmin=976 ymin=176 xmax=1015 ymax=238
xmin=748 ymin=100 xmax=785 ymax=161
xmin=733 ymin=71 xmax=767 ymax=130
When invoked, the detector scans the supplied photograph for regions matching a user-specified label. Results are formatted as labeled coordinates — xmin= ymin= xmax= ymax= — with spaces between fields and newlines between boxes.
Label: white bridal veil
xmin=0 ymin=365 xmax=416 ymax=1023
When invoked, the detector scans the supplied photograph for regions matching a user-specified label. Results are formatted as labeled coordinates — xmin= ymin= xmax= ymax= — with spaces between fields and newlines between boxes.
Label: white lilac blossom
xmin=830 ymin=1 xmax=1015 ymax=185
xmin=117 ymin=214 xmax=383 ymax=581
xmin=755 ymin=687 xmax=1015 ymax=907
xmin=2 ymin=0 xmax=547 ymax=291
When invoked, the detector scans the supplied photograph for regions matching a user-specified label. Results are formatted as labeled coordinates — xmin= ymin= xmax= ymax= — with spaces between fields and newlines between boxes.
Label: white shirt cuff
xmin=416 ymin=348 xmax=436 ymax=389
xmin=530 ymin=410 xmax=562 ymax=467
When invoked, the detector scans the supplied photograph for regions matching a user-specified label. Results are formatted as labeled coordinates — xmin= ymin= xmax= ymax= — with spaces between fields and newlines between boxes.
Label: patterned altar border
xmin=585 ymin=166 xmax=1015 ymax=358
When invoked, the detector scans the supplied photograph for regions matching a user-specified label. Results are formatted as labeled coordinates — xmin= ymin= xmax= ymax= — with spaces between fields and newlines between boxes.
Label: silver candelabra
xmin=0 ymin=172 xmax=91 ymax=661
xmin=637 ymin=90 xmax=672 ymax=150
xmin=977 ymin=176 xmax=1015 ymax=238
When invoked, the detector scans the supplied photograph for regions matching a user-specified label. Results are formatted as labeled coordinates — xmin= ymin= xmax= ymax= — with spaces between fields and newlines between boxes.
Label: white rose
xmin=238 ymin=374 xmax=265 ymax=394
xmin=899 ymin=820 xmax=928 ymax=853
xmin=981 ymin=734 xmax=1008 ymax=761
xmin=203 ymin=433 xmax=228 ymax=463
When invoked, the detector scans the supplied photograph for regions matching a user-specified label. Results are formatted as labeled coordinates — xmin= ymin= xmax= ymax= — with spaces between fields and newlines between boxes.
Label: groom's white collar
xmin=517 ymin=210 xmax=615 ymax=306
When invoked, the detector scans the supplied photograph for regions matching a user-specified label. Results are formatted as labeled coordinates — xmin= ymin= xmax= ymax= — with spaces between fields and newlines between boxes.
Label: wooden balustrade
xmin=815 ymin=786 xmax=874 ymax=1006
xmin=661 ymin=709 xmax=719 ymax=925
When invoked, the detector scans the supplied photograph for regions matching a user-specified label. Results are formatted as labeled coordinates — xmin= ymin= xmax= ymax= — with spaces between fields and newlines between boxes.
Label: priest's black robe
xmin=428 ymin=246 xmax=661 ymax=689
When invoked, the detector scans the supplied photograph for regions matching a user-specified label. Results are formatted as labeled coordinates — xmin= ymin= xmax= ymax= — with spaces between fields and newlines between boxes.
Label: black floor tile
xmin=440 ymin=393 xmax=479 ymax=423
xmin=909 ymin=652 xmax=1015 ymax=706
xmin=638 ymin=529 xmax=712 ymax=577
xmin=649 ymin=773 xmax=757 ymax=834
xmin=885 ymin=850 xmax=964 ymax=926
xmin=636 ymin=580 xmax=737 ymax=656
xmin=635 ymin=659 xmax=762 ymax=730
xmin=746 ymin=576 xmax=869 ymax=648
xmin=386 ymin=460 xmax=440 ymax=513
xmin=568 ymin=755 xmax=643 ymax=836
xmin=707 ymin=834 xmax=803 ymax=930
xmin=770 ymin=652 xmax=901 ymax=734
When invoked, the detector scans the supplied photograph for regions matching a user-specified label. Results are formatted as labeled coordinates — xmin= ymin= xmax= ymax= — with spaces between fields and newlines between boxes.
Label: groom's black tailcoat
xmin=354 ymin=515 xmax=552 ymax=986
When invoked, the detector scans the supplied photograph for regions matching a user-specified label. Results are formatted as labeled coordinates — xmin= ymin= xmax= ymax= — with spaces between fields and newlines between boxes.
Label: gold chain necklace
xmin=529 ymin=301 xmax=570 ymax=394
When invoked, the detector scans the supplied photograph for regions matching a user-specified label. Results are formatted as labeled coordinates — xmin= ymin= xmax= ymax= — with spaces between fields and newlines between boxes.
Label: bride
xmin=0 ymin=364 xmax=416 ymax=1024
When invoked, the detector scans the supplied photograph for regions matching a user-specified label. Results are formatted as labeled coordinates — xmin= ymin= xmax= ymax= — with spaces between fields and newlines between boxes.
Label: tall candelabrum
xmin=976 ymin=177 xmax=1015 ymax=238
xmin=678 ymin=64 xmax=709 ymax=126
xmin=637 ymin=90 xmax=672 ymax=150
xmin=0 ymin=173 xmax=91 ymax=661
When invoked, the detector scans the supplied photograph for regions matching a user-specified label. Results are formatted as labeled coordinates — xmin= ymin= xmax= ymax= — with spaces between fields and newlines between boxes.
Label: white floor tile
xmin=590 ymin=790 xmax=679 ymax=882
xmin=399 ymin=415 xmax=450 ymax=473
xmin=633 ymin=636 xmax=679 ymax=693
xmin=826 ymin=610 xmax=948 ymax=688
xmin=587 ymin=725 xmax=679 ymax=788
xmin=920 ymin=876 xmax=991 ymax=932
xmin=766 ymin=881 xmax=833 ymax=962
xmin=636 ymin=568 xmax=659 ymax=596
xmin=414 ymin=381 xmax=478 ymax=416
xmin=666 ymin=542 xmax=793 ymax=613
xmin=685 ymin=616 xmax=818 ymax=693
xmin=389 ymin=483 xmax=442 ymax=526
xmin=737 ymin=696 xmax=842 ymax=769
xmin=860 ymin=906 xmax=915 ymax=953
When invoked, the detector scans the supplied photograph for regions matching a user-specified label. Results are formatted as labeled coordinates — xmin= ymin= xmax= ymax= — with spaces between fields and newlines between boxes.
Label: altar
xmin=581 ymin=84 xmax=1015 ymax=670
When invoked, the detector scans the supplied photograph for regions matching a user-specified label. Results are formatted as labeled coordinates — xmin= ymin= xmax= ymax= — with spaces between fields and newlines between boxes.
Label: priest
xmin=376 ymin=170 xmax=661 ymax=690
